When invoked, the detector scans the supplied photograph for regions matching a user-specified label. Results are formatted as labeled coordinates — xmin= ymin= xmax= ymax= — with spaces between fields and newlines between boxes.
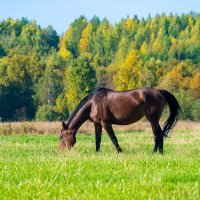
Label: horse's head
xmin=58 ymin=121 xmax=76 ymax=151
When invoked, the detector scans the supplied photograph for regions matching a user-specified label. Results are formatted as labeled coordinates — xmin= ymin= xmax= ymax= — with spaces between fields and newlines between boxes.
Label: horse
xmin=58 ymin=88 xmax=181 ymax=154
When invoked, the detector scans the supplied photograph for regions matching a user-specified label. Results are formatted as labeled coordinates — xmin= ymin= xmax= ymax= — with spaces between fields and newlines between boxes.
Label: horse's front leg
xmin=102 ymin=123 xmax=122 ymax=153
xmin=94 ymin=123 xmax=102 ymax=152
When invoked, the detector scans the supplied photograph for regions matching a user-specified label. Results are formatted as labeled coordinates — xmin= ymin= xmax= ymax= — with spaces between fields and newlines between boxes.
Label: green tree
xmin=151 ymin=27 xmax=170 ymax=60
xmin=141 ymin=57 xmax=162 ymax=87
xmin=0 ymin=43 xmax=6 ymax=57
xmin=19 ymin=21 xmax=44 ymax=55
xmin=92 ymin=18 xmax=118 ymax=67
xmin=65 ymin=16 xmax=87 ymax=58
xmin=36 ymin=53 xmax=63 ymax=106
xmin=107 ymin=36 xmax=128 ymax=88
xmin=35 ymin=105 xmax=57 ymax=121
xmin=0 ymin=54 xmax=36 ymax=120
xmin=42 ymin=25 xmax=59 ymax=50
xmin=54 ymin=93 xmax=69 ymax=120
xmin=191 ymin=100 xmax=200 ymax=120
xmin=64 ymin=54 xmax=96 ymax=112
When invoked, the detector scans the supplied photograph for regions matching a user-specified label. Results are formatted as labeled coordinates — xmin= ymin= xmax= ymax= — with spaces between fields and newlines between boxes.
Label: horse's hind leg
xmin=159 ymin=133 xmax=164 ymax=154
xmin=94 ymin=123 xmax=102 ymax=152
xmin=150 ymin=122 xmax=164 ymax=154
xmin=146 ymin=101 xmax=165 ymax=154
xmin=102 ymin=123 xmax=122 ymax=153
xmin=146 ymin=109 xmax=164 ymax=154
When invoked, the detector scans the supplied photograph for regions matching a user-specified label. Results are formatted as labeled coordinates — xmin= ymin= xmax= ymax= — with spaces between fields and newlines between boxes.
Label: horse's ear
xmin=62 ymin=121 xmax=67 ymax=129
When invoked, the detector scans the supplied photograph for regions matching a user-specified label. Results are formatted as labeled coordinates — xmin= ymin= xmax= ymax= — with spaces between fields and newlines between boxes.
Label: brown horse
xmin=58 ymin=88 xmax=181 ymax=154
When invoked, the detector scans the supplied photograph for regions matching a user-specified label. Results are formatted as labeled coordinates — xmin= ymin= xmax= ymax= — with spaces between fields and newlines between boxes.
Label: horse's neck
xmin=68 ymin=101 xmax=91 ymax=134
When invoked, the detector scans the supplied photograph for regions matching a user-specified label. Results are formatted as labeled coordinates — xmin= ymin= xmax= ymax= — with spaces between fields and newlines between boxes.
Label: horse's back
xmin=91 ymin=88 xmax=159 ymax=124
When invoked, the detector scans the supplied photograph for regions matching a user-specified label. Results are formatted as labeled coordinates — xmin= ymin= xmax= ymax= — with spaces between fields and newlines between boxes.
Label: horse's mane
xmin=67 ymin=87 xmax=110 ymax=126
xmin=67 ymin=91 xmax=95 ymax=125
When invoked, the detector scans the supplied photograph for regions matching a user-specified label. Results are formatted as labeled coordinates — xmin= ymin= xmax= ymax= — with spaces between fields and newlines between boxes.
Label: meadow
xmin=0 ymin=122 xmax=199 ymax=200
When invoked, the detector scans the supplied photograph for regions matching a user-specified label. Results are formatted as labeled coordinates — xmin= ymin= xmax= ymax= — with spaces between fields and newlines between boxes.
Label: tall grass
xmin=0 ymin=121 xmax=199 ymax=135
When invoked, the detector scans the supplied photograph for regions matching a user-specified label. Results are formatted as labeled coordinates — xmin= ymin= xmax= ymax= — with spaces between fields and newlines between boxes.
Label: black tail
xmin=160 ymin=90 xmax=181 ymax=137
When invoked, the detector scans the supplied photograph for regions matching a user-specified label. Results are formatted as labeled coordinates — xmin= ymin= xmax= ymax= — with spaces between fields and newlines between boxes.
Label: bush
xmin=35 ymin=105 xmax=57 ymax=121
xmin=191 ymin=100 xmax=200 ymax=121
xmin=175 ymin=91 xmax=195 ymax=120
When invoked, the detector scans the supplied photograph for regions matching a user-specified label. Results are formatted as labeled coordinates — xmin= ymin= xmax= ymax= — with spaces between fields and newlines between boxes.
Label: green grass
xmin=0 ymin=130 xmax=199 ymax=200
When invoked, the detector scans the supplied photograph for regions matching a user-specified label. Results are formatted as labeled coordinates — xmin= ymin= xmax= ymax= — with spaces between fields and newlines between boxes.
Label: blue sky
xmin=1 ymin=0 xmax=200 ymax=34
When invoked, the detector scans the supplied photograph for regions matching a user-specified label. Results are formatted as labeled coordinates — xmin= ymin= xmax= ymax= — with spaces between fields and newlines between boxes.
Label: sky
xmin=1 ymin=0 xmax=200 ymax=35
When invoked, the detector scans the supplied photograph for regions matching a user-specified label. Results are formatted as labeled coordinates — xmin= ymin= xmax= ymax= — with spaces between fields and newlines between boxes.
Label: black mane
xmin=67 ymin=88 xmax=111 ymax=126
xmin=67 ymin=91 xmax=95 ymax=125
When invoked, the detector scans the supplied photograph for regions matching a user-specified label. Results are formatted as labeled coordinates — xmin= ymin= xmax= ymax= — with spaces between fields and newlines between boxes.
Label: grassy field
xmin=0 ymin=127 xmax=199 ymax=199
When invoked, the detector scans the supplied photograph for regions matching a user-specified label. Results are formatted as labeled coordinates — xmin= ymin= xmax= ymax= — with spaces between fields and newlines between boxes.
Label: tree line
xmin=0 ymin=13 xmax=199 ymax=121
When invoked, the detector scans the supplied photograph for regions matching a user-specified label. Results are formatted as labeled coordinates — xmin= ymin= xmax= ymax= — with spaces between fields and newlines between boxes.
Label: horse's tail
xmin=160 ymin=90 xmax=181 ymax=137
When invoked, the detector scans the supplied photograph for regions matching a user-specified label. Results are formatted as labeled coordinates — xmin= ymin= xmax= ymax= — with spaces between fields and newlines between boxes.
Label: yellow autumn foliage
xmin=78 ymin=23 xmax=93 ymax=54
xmin=58 ymin=28 xmax=72 ymax=59
xmin=190 ymin=72 xmax=200 ymax=97
xmin=113 ymin=50 xmax=143 ymax=90
xmin=140 ymin=41 xmax=148 ymax=55
xmin=125 ymin=17 xmax=133 ymax=30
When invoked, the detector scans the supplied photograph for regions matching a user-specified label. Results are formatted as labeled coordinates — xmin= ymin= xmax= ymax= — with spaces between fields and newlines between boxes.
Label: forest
xmin=0 ymin=13 xmax=199 ymax=121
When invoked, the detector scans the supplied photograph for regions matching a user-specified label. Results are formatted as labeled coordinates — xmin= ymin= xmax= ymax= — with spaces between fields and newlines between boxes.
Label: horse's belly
xmin=109 ymin=104 xmax=145 ymax=125
xmin=112 ymin=114 xmax=144 ymax=125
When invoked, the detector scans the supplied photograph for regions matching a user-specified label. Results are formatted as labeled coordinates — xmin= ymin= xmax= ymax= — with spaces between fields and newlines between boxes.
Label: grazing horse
xmin=58 ymin=88 xmax=181 ymax=154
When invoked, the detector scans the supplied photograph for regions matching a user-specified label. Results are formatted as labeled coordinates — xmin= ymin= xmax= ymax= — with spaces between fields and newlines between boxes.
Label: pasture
xmin=0 ymin=122 xmax=199 ymax=199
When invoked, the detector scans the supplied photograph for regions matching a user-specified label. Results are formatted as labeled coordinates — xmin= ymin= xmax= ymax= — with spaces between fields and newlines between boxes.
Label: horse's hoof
xmin=117 ymin=149 xmax=123 ymax=153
